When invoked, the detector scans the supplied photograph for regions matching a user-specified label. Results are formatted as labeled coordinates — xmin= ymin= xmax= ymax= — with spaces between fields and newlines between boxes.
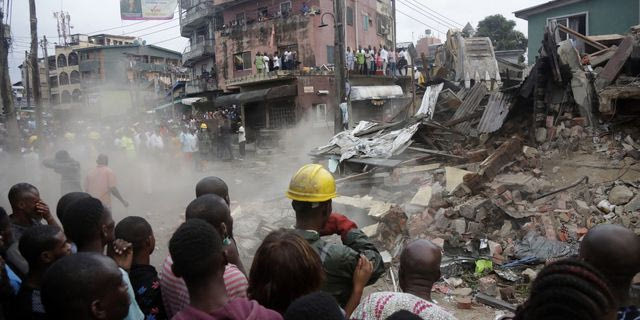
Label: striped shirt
xmin=160 ymin=255 xmax=248 ymax=318
xmin=350 ymin=292 xmax=457 ymax=320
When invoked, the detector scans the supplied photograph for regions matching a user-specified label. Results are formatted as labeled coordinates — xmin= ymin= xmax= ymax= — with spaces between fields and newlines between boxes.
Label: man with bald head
xmin=350 ymin=240 xmax=456 ymax=319
xmin=159 ymin=194 xmax=247 ymax=318
xmin=579 ymin=224 xmax=640 ymax=319
xmin=195 ymin=176 xmax=230 ymax=204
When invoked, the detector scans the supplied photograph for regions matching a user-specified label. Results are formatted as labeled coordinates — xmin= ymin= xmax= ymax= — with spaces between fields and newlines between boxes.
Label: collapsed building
xmin=303 ymin=21 xmax=640 ymax=312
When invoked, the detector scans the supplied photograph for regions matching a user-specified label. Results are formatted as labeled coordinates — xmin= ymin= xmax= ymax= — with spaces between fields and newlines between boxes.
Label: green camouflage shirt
xmin=293 ymin=228 xmax=386 ymax=307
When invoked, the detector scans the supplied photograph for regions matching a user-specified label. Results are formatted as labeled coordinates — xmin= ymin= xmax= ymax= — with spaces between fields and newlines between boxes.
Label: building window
xmin=68 ymin=52 xmax=79 ymax=66
xmin=346 ymin=7 xmax=354 ymax=26
xmin=57 ymin=54 xmax=67 ymax=68
xmin=376 ymin=13 xmax=389 ymax=35
xmin=280 ymin=1 xmax=292 ymax=16
xmin=72 ymin=89 xmax=82 ymax=102
xmin=234 ymin=51 xmax=252 ymax=71
xmin=548 ymin=13 xmax=587 ymax=41
xmin=327 ymin=46 xmax=335 ymax=65
xmin=70 ymin=70 xmax=81 ymax=84
xmin=59 ymin=72 xmax=69 ymax=85
xmin=363 ymin=14 xmax=369 ymax=31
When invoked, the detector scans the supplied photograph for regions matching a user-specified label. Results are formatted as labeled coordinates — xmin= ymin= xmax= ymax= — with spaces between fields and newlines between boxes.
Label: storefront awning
xmin=350 ymin=85 xmax=404 ymax=101
xmin=215 ymin=85 xmax=297 ymax=107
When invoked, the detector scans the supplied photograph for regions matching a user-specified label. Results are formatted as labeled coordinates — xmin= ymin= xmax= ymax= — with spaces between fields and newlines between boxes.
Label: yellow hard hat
xmin=200 ymin=123 xmax=208 ymax=129
xmin=28 ymin=135 xmax=38 ymax=144
xmin=286 ymin=164 xmax=337 ymax=202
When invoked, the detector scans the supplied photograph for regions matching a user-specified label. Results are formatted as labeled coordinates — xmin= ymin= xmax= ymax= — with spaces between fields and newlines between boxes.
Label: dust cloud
xmin=0 ymin=109 xmax=336 ymax=266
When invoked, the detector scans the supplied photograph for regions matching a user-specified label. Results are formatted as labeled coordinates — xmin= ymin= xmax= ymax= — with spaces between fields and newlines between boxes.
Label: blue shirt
xmin=6 ymin=264 xmax=21 ymax=295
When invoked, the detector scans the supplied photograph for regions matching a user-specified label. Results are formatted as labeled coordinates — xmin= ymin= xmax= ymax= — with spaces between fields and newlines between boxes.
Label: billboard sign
xmin=120 ymin=0 xmax=177 ymax=20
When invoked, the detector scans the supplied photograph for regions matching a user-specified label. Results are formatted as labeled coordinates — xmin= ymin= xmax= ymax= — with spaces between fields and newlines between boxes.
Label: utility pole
xmin=333 ymin=0 xmax=345 ymax=134
xmin=24 ymin=51 xmax=31 ymax=108
xmin=41 ymin=36 xmax=52 ymax=105
xmin=29 ymin=0 xmax=43 ymax=139
xmin=0 ymin=9 xmax=21 ymax=153
xmin=391 ymin=0 xmax=397 ymax=51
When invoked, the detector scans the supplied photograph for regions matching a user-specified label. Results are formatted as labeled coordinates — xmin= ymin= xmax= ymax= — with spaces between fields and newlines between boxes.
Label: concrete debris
xmin=609 ymin=185 xmax=635 ymax=205
xmin=446 ymin=167 xmax=474 ymax=193
xmin=410 ymin=185 xmax=434 ymax=207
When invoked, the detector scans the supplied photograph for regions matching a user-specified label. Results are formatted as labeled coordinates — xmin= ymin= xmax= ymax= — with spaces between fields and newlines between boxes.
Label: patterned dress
xmin=350 ymin=292 xmax=457 ymax=320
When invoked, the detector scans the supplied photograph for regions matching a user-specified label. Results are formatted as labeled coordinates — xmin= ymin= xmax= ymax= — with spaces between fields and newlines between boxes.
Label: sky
xmin=7 ymin=0 xmax=544 ymax=82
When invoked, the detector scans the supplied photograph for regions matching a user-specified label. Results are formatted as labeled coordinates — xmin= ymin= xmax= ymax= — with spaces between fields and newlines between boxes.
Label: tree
xmin=461 ymin=22 xmax=475 ymax=38
xmin=475 ymin=14 xmax=528 ymax=51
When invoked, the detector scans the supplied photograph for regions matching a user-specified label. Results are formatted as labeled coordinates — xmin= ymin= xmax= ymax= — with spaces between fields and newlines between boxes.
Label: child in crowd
xmin=115 ymin=216 xmax=167 ymax=320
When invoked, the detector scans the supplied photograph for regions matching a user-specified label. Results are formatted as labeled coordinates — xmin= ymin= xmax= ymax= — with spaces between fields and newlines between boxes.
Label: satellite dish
xmin=142 ymin=40 xmax=147 ymax=45
xmin=133 ymin=40 xmax=140 ymax=45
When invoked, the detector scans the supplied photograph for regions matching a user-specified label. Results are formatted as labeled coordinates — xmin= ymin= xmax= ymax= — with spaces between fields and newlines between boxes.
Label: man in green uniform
xmin=286 ymin=164 xmax=385 ymax=307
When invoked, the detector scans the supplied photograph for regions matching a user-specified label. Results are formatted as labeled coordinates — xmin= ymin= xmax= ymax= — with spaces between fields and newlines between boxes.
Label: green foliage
xmin=476 ymin=14 xmax=528 ymax=50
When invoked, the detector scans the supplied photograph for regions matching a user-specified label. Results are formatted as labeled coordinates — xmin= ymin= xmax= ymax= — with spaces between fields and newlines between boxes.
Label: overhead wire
xmin=401 ymin=0 xmax=463 ymax=27
xmin=396 ymin=0 xmax=455 ymax=31
xmin=395 ymin=8 xmax=446 ymax=35
xmin=398 ymin=0 xmax=459 ymax=30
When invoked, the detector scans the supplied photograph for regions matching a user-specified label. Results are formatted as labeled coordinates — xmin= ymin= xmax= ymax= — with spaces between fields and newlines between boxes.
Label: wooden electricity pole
xmin=24 ymin=51 xmax=31 ymax=108
xmin=29 ymin=0 xmax=43 ymax=138
xmin=0 ymin=9 xmax=21 ymax=153
xmin=41 ymin=36 xmax=52 ymax=104
xmin=333 ymin=0 xmax=345 ymax=134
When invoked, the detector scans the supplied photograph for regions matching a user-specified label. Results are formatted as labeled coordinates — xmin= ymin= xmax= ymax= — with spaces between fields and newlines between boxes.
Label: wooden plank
xmin=557 ymin=24 xmax=608 ymax=51
xmin=595 ymin=36 xmax=634 ymax=91
xmin=589 ymin=47 xmax=616 ymax=67
xmin=408 ymin=147 xmax=466 ymax=160
xmin=345 ymin=158 xmax=404 ymax=168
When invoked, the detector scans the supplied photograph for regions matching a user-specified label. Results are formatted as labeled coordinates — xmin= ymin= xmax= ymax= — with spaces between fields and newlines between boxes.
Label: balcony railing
xmin=180 ymin=3 xmax=215 ymax=36
xmin=185 ymin=78 xmax=218 ymax=94
xmin=182 ymin=40 xmax=214 ymax=65
xmin=131 ymin=62 xmax=168 ymax=73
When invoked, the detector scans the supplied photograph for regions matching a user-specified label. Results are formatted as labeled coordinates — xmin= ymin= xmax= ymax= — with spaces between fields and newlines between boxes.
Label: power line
xmin=401 ymin=0 xmax=463 ymax=27
xmin=88 ymin=19 xmax=149 ymax=35
xmin=135 ymin=24 xmax=180 ymax=38
xmin=149 ymin=36 xmax=183 ymax=45
xmin=397 ymin=0 xmax=456 ymax=31
xmin=396 ymin=8 xmax=446 ymax=35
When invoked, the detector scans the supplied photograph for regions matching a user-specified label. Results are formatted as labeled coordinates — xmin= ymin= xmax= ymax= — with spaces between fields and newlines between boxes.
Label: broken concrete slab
xmin=574 ymin=199 xmax=592 ymax=215
xmin=452 ymin=287 xmax=473 ymax=297
xmin=452 ymin=218 xmax=467 ymax=234
xmin=595 ymin=36 xmax=634 ymax=91
xmin=410 ymin=185 xmax=434 ymax=207
xmin=393 ymin=163 xmax=441 ymax=175
xmin=609 ymin=185 xmax=634 ymax=205
xmin=362 ymin=223 xmax=381 ymax=238
xmin=445 ymin=167 xmax=474 ymax=193
xmin=478 ymin=275 xmax=498 ymax=296
xmin=458 ymin=197 xmax=490 ymax=220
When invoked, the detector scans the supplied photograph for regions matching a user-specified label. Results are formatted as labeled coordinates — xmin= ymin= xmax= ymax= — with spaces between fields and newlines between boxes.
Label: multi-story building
xmin=179 ymin=0 xmax=397 ymax=139
xmin=76 ymin=44 xmax=185 ymax=116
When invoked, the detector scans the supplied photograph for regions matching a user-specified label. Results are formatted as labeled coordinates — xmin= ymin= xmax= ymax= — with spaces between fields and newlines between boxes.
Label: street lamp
xmin=317 ymin=1 xmax=345 ymax=134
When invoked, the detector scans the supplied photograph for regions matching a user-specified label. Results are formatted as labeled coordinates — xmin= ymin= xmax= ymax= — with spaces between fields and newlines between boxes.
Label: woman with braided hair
xmin=513 ymin=258 xmax=617 ymax=320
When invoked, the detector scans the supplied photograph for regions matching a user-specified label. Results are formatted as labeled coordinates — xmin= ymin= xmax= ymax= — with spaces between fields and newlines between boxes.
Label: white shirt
xmin=238 ymin=126 xmax=246 ymax=143
xmin=274 ymin=56 xmax=281 ymax=68
xmin=380 ymin=49 xmax=388 ymax=62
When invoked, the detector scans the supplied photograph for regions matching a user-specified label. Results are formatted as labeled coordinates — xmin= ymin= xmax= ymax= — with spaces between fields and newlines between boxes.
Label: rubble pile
xmin=309 ymin=23 xmax=640 ymax=312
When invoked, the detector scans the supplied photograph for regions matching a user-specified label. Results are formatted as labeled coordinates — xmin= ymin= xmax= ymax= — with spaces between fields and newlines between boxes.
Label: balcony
xmin=185 ymin=78 xmax=218 ymax=94
xmin=182 ymin=40 xmax=214 ymax=66
xmin=79 ymin=59 xmax=100 ymax=73
xmin=132 ymin=62 xmax=168 ymax=73
xmin=180 ymin=3 xmax=215 ymax=37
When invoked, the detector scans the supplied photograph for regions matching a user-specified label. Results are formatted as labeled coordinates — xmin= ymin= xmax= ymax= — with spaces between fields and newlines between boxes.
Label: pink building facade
xmin=210 ymin=0 xmax=394 ymax=90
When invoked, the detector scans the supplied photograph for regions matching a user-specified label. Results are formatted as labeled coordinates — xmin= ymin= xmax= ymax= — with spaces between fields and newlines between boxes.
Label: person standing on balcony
xmin=388 ymin=49 xmax=397 ymax=76
xmin=263 ymin=53 xmax=270 ymax=73
xmin=380 ymin=46 xmax=388 ymax=76
xmin=346 ymin=47 xmax=355 ymax=76
xmin=273 ymin=52 xmax=281 ymax=71
xmin=255 ymin=52 xmax=265 ymax=74
xmin=267 ymin=53 xmax=275 ymax=72
xmin=356 ymin=47 xmax=365 ymax=75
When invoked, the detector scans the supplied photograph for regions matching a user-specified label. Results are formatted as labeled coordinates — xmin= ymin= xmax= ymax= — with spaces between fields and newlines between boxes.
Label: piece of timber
xmin=463 ymin=137 xmax=523 ymax=193
xmin=595 ymin=37 xmax=634 ymax=91
xmin=557 ymin=25 xmax=608 ymax=51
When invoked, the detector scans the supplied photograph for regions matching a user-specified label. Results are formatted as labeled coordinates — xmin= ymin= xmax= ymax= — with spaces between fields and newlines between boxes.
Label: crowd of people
xmin=253 ymin=50 xmax=299 ymax=74
xmin=346 ymin=46 xmax=411 ymax=77
xmin=0 ymin=163 xmax=638 ymax=320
